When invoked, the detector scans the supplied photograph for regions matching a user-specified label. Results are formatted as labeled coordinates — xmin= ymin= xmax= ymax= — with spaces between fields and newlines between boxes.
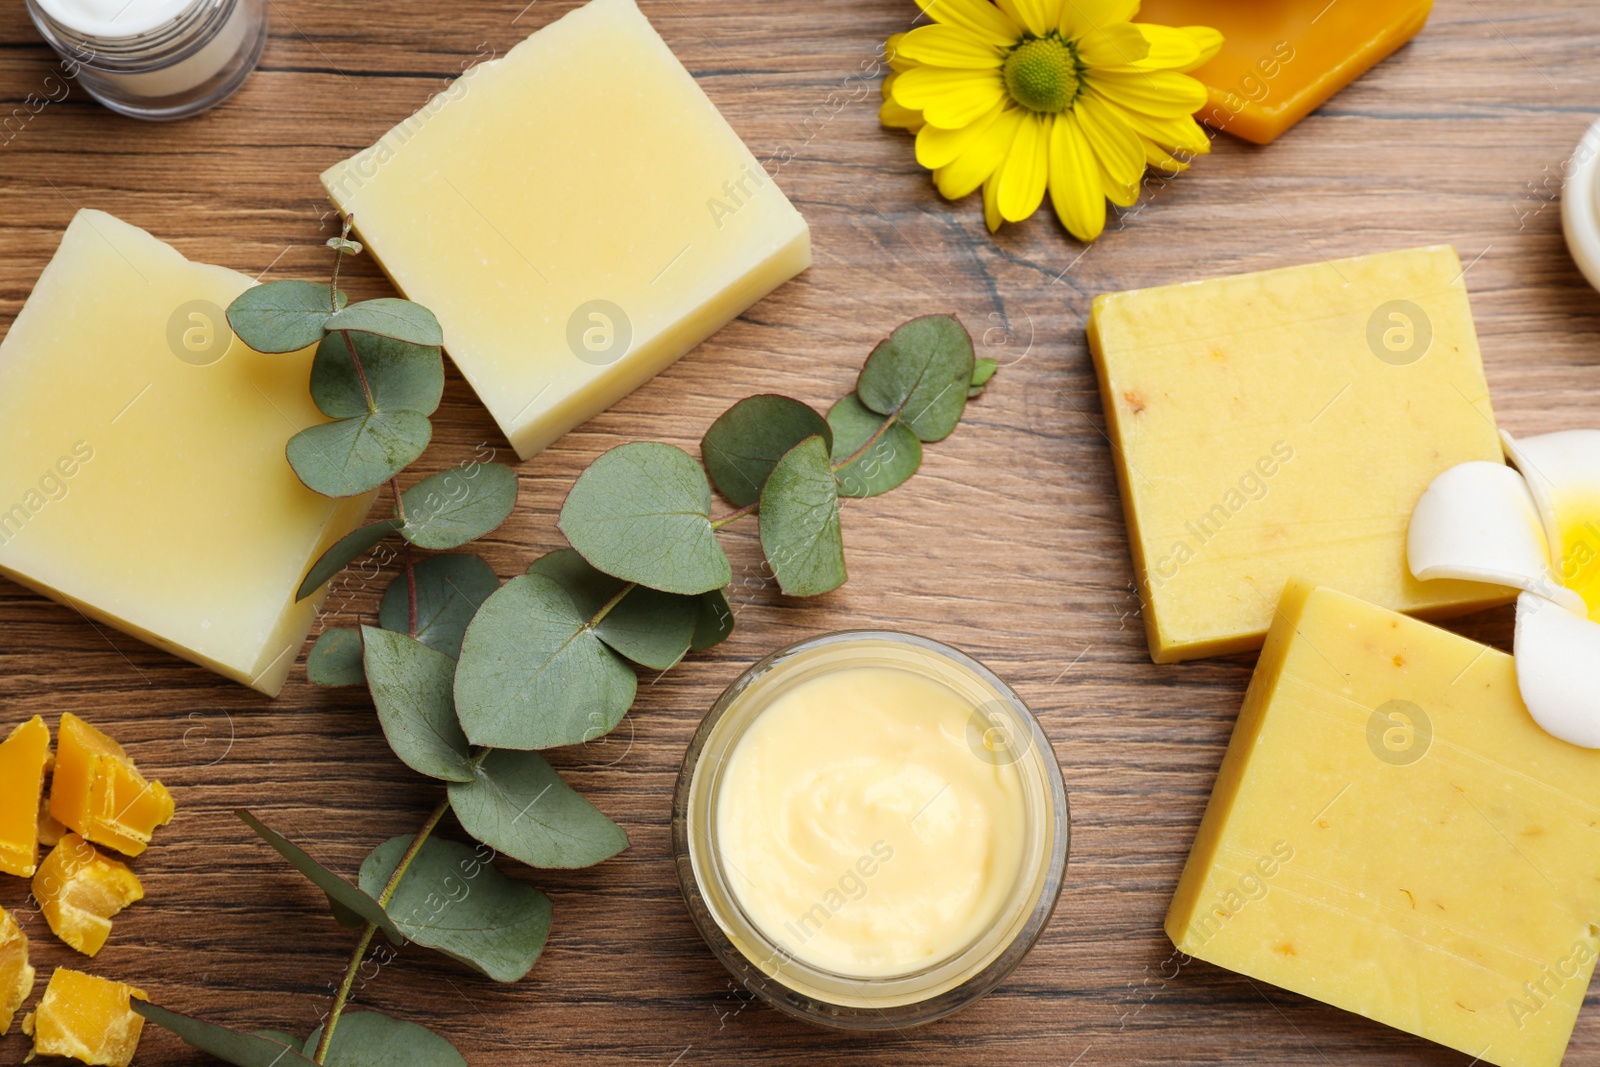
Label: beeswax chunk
xmin=1167 ymin=581 xmax=1600 ymax=1067
xmin=1090 ymin=245 xmax=1508 ymax=663
xmin=0 ymin=210 xmax=374 ymax=695
xmin=23 ymin=968 xmax=146 ymax=1067
xmin=34 ymin=835 xmax=144 ymax=958
xmin=321 ymin=0 xmax=811 ymax=460
xmin=50 ymin=714 xmax=174 ymax=857
xmin=0 ymin=907 xmax=32 ymax=1035
xmin=0 ymin=715 xmax=50 ymax=876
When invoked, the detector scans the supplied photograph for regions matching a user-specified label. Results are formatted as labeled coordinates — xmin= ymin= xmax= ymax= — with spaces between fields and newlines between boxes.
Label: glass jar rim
xmin=26 ymin=0 xmax=229 ymax=68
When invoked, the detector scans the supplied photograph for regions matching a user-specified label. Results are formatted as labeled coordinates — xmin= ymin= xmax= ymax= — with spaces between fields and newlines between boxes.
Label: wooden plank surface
xmin=2 ymin=0 xmax=1599 ymax=1064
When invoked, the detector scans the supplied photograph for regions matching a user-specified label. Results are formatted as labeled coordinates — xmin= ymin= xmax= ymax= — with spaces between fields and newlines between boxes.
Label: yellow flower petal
xmin=885 ymin=33 xmax=917 ymax=73
xmin=1073 ymin=92 xmax=1144 ymax=188
xmin=896 ymin=24 xmax=1005 ymax=68
xmin=1047 ymin=111 xmax=1106 ymax=241
xmin=1183 ymin=25 xmax=1224 ymax=68
xmin=1141 ymin=136 xmax=1191 ymax=174
xmin=893 ymin=66 xmax=1007 ymax=129
xmin=1058 ymin=0 xmax=1138 ymax=41
xmin=917 ymin=99 xmax=1006 ymax=169
xmin=983 ymin=172 xmax=1004 ymax=232
xmin=997 ymin=113 xmax=1051 ymax=223
xmin=1074 ymin=22 xmax=1150 ymax=68
xmin=1091 ymin=70 xmax=1208 ymax=116
xmin=1098 ymin=93 xmax=1212 ymax=153
xmin=880 ymin=72 xmax=926 ymax=130
xmin=1104 ymin=23 xmax=1202 ymax=71
xmin=934 ymin=106 xmax=1024 ymax=199
xmin=915 ymin=0 xmax=1021 ymax=49
xmin=995 ymin=0 xmax=1054 ymax=38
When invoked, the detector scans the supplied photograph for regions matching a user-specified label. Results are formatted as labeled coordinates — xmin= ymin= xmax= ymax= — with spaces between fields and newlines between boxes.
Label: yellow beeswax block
xmin=0 ymin=907 xmax=33 ymax=1035
xmin=321 ymin=0 xmax=811 ymax=460
xmin=0 ymin=716 xmax=50 ymax=876
xmin=1089 ymin=245 xmax=1509 ymax=663
xmin=1167 ymin=581 xmax=1600 ymax=1067
xmin=0 ymin=210 xmax=375 ymax=695
xmin=34 ymin=835 xmax=144 ymax=958
xmin=24 ymin=968 xmax=146 ymax=1067
xmin=50 ymin=714 xmax=174 ymax=857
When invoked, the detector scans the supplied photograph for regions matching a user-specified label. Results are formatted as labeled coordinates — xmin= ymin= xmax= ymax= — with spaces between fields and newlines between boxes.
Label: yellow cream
xmin=714 ymin=664 xmax=1027 ymax=977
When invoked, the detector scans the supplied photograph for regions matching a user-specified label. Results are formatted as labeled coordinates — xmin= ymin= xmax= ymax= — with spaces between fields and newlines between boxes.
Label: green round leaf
xmin=529 ymin=549 xmax=698 ymax=670
xmin=287 ymin=410 xmax=433 ymax=498
xmin=558 ymin=442 xmax=730 ymax=596
xmin=312 ymin=331 xmax=445 ymax=419
xmin=226 ymin=280 xmax=336 ymax=354
xmin=133 ymin=1003 xmax=320 ymax=1067
xmin=400 ymin=463 xmax=518 ymax=549
xmin=307 ymin=627 xmax=365 ymax=686
xmin=297 ymin=518 xmax=404 ymax=601
xmin=454 ymin=573 xmax=637 ymax=750
xmin=970 ymin=356 xmax=998 ymax=395
xmin=379 ymin=554 xmax=500 ymax=659
xmin=759 ymin=435 xmax=847 ymax=597
xmin=360 ymin=836 xmax=552 ymax=983
xmin=701 ymin=394 xmax=831 ymax=508
xmin=856 ymin=314 xmax=976 ymax=442
xmin=827 ymin=393 xmax=922 ymax=498
xmin=305 ymin=1012 xmax=466 ymax=1067
xmin=691 ymin=589 xmax=734 ymax=650
xmin=325 ymin=298 xmax=445 ymax=347
xmin=235 ymin=810 xmax=402 ymax=942
xmin=448 ymin=749 xmax=628 ymax=869
xmin=362 ymin=628 xmax=474 ymax=783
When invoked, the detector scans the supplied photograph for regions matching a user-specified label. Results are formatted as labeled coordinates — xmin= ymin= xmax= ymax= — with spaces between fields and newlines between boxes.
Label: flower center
xmin=1002 ymin=36 xmax=1081 ymax=114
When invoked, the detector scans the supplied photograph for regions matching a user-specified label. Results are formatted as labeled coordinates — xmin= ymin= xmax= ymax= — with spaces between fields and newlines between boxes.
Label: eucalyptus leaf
xmin=453 ymin=573 xmax=637 ymax=750
xmin=558 ymin=441 xmax=730 ymax=596
xmin=327 ymin=236 xmax=363 ymax=255
xmin=297 ymin=519 xmax=404 ymax=601
xmin=827 ymin=393 xmax=922 ymax=498
xmin=359 ymin=836 xmax=552 ymax=983
xmin=759 ymin=435 xmax=846 ymax=597
xmin=400 ymin=463 xmax=518 ymax=549
xmin=326 ymin=298 xmax=445 ymax=347
xmin=132 ymin=1003 xmax=320 ymax=1067
xmin=379 ymin=554 xmax=500 ymax=659
xmin=971 ymin=356 xmax=998 ymax=388
xmin=305 ymin=1012 xmax=466 ymax=1067
xmin=691 ymin=589 xmax=734 ymax=650
xmin=529 ymin=549 xmax=697 ymax=670
xmin=307 ymin=627 xmax=366 ymax=687
xmin=856 ymin=314 xmax=975 ymax=442
xmin=311 ymin=331 xmax=445 ymax=419
xmin=254 ymin=1030 xmax=302 ymax=1048
xmin=235 ymin=810 xmax=402 ymax=941
xmin=362 ymin=628 xmax=474 ymax=783
xmin=287 ymin=410 xmax=433 ymax=498
xmin=448 ymin=749 xmax=628 ymax=869
xmin=701 ymin=394 xmax=831 ymax=508
xmin=226 ymin=280 xmax=336 ymax=355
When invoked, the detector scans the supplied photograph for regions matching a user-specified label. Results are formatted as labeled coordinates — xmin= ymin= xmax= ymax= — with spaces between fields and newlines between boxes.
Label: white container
xmin=1562 ymin=116 xmax=1600 ymax=293
xmin=26 ymin=0 xmax=266 ymax=121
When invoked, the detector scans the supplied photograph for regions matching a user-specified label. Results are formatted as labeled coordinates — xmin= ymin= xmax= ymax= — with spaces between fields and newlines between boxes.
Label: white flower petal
xmin=1514 ymin=591 xmax=1600 ymax=748
xmin=1502 ymin=429 xmax=1600 ymax=593
xmin=1407 ymin=461 xmax=1564 ymax=597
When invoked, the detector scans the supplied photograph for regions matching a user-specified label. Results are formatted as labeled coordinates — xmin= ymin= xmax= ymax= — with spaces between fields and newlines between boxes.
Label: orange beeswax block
xmin=0 ymin=906 xmax=33 ymax=1035
xmin=33 ymin=834 xmax=144 ymax=958
xmin=23 ymin=968 xmax=146 ymax=1067
xmin=0 ymin=715 xmax=51 ymax=876
xmin=49 ymin=714 xmax=175 ymax=857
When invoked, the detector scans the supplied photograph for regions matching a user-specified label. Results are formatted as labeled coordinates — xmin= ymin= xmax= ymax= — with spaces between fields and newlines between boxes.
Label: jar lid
xmin=1562 ymin=116 xmax=1600 ymax=293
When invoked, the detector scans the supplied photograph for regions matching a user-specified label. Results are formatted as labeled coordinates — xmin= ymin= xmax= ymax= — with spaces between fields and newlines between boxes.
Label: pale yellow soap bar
xmin=1089 ymin=246 xmax=1508 ymax=662
xmin=1168 ymin=581 xmax=1600 ymax=1067
xmin=0 ymin=211 xmax=373 ymax=694
xmin=321 ymin=0 xmax=811 ymax=460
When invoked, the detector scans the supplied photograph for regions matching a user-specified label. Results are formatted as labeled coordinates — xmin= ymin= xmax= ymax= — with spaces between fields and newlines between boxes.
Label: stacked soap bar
xmin=0 ymin=211 xmax=374 ymax=694
xmin=1168 ymin=581 xmax=1600 ymax=1067
xmin=1090 ymin=245 xmax=1508 ymax=663
xmin=322 ymin=0 xmax=811 ymax=460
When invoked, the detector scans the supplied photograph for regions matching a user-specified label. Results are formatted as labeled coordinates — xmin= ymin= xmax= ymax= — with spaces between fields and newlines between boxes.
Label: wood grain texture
xmin=1 ymin=1 xmax=1598 ymax=1064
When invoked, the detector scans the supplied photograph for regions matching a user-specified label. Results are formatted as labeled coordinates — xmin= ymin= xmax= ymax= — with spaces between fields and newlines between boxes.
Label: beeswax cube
xmin=321 ymin=0 xmax=810 ymax=460
xmin=50 ymin=714 xmax=174 ymax=857
xmin=1167 ymin=581 xmax=1600 ymax=1067
xmin=0 ymin=210 xmax=375 ymax=695
xmin=1090 ymin=245 xmax=1509 ymax=662
xmin=0 ymin=907 xmax=32 ymax=1035
xmin=0 ymin=715 xmax=50 ymax=876
xmin=33 ymin=835 xmax=144 ymax=958
xmin=24 ymin=968 xmax=146 ymax=1067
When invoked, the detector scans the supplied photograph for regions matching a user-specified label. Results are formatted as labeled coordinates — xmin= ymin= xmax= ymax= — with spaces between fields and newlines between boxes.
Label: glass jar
xmin=26 ymin=0 xmax=267 ymax=121
xmin=672 ymin=631 xmax=1070 ymax=1029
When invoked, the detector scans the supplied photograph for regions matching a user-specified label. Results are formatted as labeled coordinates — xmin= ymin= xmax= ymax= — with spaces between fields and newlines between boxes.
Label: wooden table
xmin=2 ymin=0 xmax=1598 ymax=1064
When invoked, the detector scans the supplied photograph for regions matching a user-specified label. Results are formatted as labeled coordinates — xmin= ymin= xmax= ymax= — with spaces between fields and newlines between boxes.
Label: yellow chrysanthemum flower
xmin=881 ymin=0 xmax=1221 ymax=240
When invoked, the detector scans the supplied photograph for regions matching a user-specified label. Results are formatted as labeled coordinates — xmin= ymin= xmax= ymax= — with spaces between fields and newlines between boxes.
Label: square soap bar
xmin=322 ymin=0 xmax=811 ymax=460
xmin=1090 ymin=245 xmax=1508 ymax=663
xmin=1167 ymin=581 xmax=1600 ymax=1067
xmin=0 ymin=211 xmax=373 ymax=694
